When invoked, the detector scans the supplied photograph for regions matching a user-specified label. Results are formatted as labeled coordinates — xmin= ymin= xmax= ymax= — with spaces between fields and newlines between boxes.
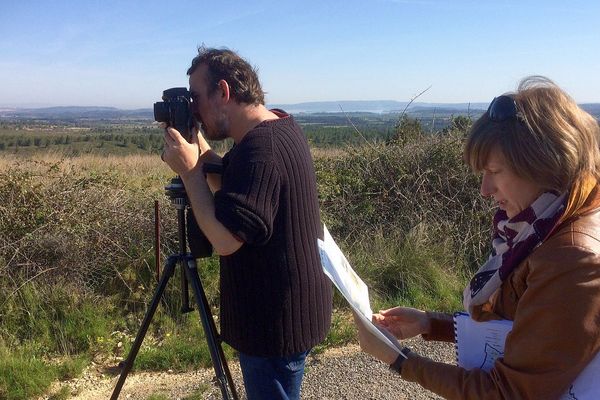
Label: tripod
xmin=111 ymin=176 xmax=238 ymax=400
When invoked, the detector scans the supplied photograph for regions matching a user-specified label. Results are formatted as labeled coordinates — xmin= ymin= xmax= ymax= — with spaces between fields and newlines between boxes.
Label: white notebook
xmin=453 ymin=311 xmax=512 ymax=372
xmin=453 ymin=312 xmax=600 ymax=399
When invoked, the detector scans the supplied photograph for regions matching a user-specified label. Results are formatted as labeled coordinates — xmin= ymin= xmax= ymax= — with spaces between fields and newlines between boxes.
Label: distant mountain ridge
xmin=268 ymin=100 xmax=490 ymax=114
xmin=0 ymin=106 xmax=153 ymax=120
xmin=1 ymin=101 xmax=599 ymax=119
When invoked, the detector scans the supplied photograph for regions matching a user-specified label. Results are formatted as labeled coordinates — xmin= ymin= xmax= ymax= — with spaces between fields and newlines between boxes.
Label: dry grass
xmin=311 ymin=146 xmax=348 ymax=160
xmin=0 ymin=153 xmax=171 ymax=179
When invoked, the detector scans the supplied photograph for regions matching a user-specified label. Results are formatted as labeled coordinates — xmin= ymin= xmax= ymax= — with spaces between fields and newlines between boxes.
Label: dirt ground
xmin=42 ymin=339 xmax=454 ymax=400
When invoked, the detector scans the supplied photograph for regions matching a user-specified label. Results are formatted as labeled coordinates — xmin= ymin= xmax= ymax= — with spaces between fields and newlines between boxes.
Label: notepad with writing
xmin=453 ymin=311 xmax=600 ymax=399
xmin=453 ymin=311 xmax=513 ymax=372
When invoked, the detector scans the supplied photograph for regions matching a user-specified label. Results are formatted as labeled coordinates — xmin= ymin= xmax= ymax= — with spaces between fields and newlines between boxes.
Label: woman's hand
xmin=372 ymin=306 xmax=430 ymax=339
xmin=353 ymin=311 xmax=400 ymax=365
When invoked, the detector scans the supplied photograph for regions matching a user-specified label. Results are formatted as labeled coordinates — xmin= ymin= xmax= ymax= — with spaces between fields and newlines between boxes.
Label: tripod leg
xmin=110 ymin=255 xmax=178 ymax=400
xmin=184 ymin=256 xmax=239 ymax=400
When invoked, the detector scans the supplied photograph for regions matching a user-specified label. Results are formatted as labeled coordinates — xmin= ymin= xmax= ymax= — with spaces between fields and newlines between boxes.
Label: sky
xmin=1 ymin=0 xmax=599 ymax=109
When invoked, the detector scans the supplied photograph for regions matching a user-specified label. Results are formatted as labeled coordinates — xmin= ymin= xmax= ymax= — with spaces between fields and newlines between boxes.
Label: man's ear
xmin=217 ymin=80 xmax=230 ymax=103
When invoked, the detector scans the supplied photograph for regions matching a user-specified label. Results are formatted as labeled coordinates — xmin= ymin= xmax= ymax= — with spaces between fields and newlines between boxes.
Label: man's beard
xmin=203 ymin=126 xmax=228 ymax=141
xmin=200 ymin=113 xmax=229 ymax=141
xmin=201 ymin=116 xmax=228 ymax=141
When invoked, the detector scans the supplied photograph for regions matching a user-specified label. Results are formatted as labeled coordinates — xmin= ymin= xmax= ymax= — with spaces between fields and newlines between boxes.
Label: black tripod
xmin=110 ymin=176 xmax=238 ymax=400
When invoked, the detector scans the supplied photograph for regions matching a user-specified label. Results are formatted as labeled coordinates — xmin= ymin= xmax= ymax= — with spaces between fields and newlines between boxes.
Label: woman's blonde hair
xmin=464 ymin=76 xmax=600 ymax=192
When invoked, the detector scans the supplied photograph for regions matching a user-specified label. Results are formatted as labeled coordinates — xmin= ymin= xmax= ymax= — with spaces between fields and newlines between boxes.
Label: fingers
xmin=165 ymin=127 xmax=183 ymax=142
xmin=372 ymin=313 xmax=386 ymax=325
xmin=379 ymin=307 xmax=401 ymax=316
xmin=379 ymin=306 xmax=419 ymax=316
xmin=191 ymin=127 xmax=200 ymax=145
xmin=162 ymin=127 xmax=182 ymax=164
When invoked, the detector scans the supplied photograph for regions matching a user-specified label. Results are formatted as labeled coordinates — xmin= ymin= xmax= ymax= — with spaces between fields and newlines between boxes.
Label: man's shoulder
xmin=241 ymin=114 xmax=302 ymax=149
xmin=229 ymin=126 xmax=274 ymax=164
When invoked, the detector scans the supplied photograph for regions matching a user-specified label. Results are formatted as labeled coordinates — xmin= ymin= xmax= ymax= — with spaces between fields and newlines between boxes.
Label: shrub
xmin=0 ymin=158 xmax=222 ymax=362
xmin=317 ymin=123 xmax=493 ymax=308
xmin=0 ymin=159 xmax=195 ymax=306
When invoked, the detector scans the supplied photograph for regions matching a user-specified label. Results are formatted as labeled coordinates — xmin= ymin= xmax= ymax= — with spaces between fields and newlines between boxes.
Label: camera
xmin=156 ymin=87 xmax=213 ymax=258
xmin=154 ymin=87 xmax=195 ymax=142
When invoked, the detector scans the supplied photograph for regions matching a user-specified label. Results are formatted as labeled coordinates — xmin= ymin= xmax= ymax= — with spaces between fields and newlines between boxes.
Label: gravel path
xmin=45 ymin=338 xmax=454 ymax=400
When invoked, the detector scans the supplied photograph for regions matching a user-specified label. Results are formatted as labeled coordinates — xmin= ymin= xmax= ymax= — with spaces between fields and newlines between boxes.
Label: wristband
xmin=389 ymin=347 xmax=411 ymax=374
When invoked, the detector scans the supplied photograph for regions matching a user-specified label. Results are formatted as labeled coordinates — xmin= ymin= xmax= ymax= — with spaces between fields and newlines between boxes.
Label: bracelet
xmin=389 ymin=347 xmax=411 ymax=374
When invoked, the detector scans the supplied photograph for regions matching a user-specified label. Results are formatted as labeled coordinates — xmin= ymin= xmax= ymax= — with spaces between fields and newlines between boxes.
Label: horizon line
xmin=2 ymin=99 xmax=600 ymax=111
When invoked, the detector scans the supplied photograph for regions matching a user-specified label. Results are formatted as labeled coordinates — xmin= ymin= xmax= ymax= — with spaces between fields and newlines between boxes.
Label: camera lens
xmin=153 ymin=102 xmax=169 ymax=123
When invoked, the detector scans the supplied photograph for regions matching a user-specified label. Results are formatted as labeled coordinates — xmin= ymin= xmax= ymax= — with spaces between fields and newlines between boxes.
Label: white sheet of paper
xmin=318 ymin=225 xmax=404 ymax=356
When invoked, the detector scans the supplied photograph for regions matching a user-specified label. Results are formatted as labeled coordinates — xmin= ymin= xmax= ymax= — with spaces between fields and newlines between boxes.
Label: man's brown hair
xmin=187 ymin=46 xmax=265 ymax=105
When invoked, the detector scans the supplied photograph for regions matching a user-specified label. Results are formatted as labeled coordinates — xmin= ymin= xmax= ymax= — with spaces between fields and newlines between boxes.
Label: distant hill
xmin=1 ymin=101 xmax=598 ymax=120
xmin=268 ymin=100 xmax=489 ymax=114
xmin=0 ymin=106 xmax=153 ymax=121
xmin=581 ymin=103 xmax=600 ymax=116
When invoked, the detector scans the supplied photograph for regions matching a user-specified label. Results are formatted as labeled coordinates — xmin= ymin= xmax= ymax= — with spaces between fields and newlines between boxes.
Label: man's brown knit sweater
xmin=214 ymin=110 xmax=332 ymax=357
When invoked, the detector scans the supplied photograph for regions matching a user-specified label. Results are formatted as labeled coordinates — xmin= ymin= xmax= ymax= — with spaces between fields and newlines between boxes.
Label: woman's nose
xmin=480 ymin=174 xmax=494 ymax=197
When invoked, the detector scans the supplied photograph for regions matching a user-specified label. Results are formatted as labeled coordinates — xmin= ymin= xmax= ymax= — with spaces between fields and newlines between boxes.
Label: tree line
xmin=0 ymin=113 xmax=473 ymax=154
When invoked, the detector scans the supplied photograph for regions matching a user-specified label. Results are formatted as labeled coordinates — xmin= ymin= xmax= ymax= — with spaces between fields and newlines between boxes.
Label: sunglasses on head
xmin=487 ymin=95 xmax=521 ymax=122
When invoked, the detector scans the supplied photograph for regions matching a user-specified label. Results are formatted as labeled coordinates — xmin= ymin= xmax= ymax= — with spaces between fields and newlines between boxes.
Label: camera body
xmin=154 ymin=87 xmax=195 ymax=142
xmin=156 ymin=88 xmax=213 ymax=258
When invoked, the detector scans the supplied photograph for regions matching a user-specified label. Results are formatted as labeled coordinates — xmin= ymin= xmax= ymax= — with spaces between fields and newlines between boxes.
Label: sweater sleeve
xmin=402 ymin=244 xmax=600 ymax=399
xmin=214 ymin=160 xmax=280 ymax=246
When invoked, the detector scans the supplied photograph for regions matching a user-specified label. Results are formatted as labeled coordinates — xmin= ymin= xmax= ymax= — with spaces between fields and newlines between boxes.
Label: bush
xmin=0 ymin=158 xmax=224 ymax=374
xmin=0 ymin=159 xmax=201 ymax=307
xmin=317 ymin=123 xmax=493 ymax=308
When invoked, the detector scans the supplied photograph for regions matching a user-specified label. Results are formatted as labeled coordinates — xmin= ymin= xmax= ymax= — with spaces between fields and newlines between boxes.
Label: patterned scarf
xmin=463 ymin=191 xmax=567 ymax=312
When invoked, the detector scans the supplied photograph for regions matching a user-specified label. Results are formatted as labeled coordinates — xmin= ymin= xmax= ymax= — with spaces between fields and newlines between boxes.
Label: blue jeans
xmin=238 ymin=350 xmax=309 ymax=400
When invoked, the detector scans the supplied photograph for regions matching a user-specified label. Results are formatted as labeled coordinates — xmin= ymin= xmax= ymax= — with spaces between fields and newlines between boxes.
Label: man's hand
xmin=162 ymin=125 xmax=200 ymax=178
xmin=372 ymin=306 xmax=431 ymax=339
xmin=196 ymin=127 xmax=212 ymax=155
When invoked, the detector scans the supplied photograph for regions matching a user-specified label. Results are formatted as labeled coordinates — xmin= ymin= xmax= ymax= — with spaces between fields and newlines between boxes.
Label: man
xmin=162 ymin=47 xmax=332 ymax=400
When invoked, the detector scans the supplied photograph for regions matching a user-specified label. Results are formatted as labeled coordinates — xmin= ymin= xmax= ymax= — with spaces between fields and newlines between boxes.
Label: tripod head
xmin=163 ymin=176 xmax=213 ymax=314
xmin=165 ymin=176 xmax=213 ymax=258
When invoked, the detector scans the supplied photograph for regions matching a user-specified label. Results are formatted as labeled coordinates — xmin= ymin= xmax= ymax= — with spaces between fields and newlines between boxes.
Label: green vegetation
xmin=0 ymin=155 xmax=219 ymax=398
xmin=0 ymin=344 xmax=88 ymax=400
xmin=128 ymin=316 xmax=235 ymax=372
xmin=317 ymin=115 xmax=492 ymax=312
xmin=0 ymin=122 xmax=233 ymax=156
xmin=0 ymin=113 xmax=494 ymax=398
xmin=0 ymin=345 xmax=54 ymax=400
xmin=0 ymin=123 xmax=163 ymax=156
xmin=0 ymin=111 xmax=472 ymax=155
xmin=312 ymin=311 xmax=357 ymax=355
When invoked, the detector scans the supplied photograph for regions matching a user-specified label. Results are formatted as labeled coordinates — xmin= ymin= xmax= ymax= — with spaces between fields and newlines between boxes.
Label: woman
xmin=354 ymin=76 xmax=600 ymax=399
